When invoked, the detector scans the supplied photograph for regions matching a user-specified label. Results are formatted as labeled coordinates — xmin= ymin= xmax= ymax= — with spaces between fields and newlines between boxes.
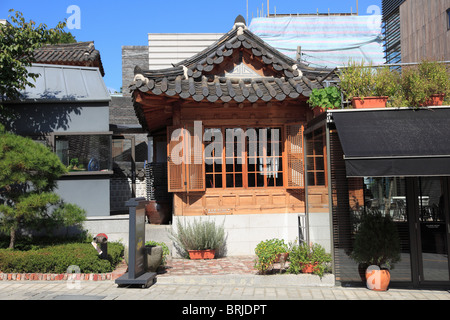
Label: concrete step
xmin=156 ymin=274 xmax=335 ymax=287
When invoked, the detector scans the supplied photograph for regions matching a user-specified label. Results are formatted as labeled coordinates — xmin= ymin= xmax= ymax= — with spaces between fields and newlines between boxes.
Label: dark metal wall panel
xmin=382 ymin=0 xmax=406 ymax=20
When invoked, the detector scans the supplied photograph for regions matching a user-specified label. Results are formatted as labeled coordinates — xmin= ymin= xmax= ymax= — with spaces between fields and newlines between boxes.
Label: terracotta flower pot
xmin=365 ymin=267 xmax=391 ymax=291
xmin=300 ymin=262 xmax=318 ymax=274
xmin=188 ymin=249 xmax=216 ymax=260
xmin=312 ymin=107 xmax=325 ymax=117
xmin=352 ymin=96 xmax=388 ymax=109
xmin=422 ymin=94 xmax=445 ymax=107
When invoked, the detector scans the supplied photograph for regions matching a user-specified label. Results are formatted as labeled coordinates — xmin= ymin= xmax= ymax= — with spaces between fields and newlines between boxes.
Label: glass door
xmin=415 ymin=177 xmax=450 ymax=284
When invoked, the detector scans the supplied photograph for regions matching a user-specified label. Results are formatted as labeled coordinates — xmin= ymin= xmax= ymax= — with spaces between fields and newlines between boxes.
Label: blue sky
xmin=1 ymin=0 xmax=381 ymax=93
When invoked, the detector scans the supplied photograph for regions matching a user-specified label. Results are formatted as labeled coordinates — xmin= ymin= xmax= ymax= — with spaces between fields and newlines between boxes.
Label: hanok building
xmin=130 ymin=16 xmax=336 ymax=255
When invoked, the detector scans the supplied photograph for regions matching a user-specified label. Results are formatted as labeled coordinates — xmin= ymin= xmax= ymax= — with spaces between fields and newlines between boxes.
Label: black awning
xmin=331 ymin=107 xmax=450 ymax=177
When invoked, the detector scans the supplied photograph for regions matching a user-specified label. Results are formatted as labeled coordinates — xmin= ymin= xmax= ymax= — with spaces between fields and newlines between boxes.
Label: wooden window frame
xmin=205 ymin=125 xmax=286 ymax=190
xmin=305 ymin=127 xmax=327 ymax=187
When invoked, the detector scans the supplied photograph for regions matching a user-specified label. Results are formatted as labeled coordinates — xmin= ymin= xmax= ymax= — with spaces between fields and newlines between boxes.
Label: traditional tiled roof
xmin=130 ymin=16 xmax=337 ymax=104
xmin=34 ymin=41 xmax=105 ymax=77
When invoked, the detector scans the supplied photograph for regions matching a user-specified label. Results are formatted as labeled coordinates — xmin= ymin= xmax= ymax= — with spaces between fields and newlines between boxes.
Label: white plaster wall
xmin=308 ymin=211 xmax=332 ymax=253
xmin=172 ymin=213 xmax=302 ymax=256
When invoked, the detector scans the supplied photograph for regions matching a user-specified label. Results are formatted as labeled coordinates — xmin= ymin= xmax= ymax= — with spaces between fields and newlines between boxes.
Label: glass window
xmin=54 ymin=134 xmax=112 ymax=173
xmin=447 ymin=8 xmax=450 ymax=30
xmin=205 ymin=126 xmax=282 ymax=189
xmin=306 ymin=127 xmax=326 ymax=186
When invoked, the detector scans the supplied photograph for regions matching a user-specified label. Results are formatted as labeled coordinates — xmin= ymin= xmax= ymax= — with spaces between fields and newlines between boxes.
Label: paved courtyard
xmin=0 ymin=256 xmax=449 ymax=301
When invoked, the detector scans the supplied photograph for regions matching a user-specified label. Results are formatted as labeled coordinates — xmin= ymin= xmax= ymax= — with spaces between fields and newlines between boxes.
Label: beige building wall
xmin=148 ymin=33 xmax=223 ymax=69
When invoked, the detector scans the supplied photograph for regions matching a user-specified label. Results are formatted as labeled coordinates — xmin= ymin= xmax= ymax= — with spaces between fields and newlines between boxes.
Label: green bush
xmin=0 ymin=241 xmax=124 ymax=273
xmin=287 ymin=241 xmax=332 ymax=278
xmin=254 ymin=238 xmax=289 ymax=274
xmin=169 ymin=218 xmax=225 ymax=258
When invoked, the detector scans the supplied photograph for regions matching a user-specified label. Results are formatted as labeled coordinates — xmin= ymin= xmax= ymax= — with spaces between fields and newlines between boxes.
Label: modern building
xmin=311 ymin=105 xmax=450 ymax=289
xmin=3 ymin=63 xmax=112 ymax=218
xmin=382 ymin=0 xmax=450 ymax=64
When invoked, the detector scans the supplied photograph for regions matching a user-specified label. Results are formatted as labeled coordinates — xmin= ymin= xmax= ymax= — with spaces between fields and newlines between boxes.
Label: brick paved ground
xmin=158 ymin=256 xmax=259 ymax=276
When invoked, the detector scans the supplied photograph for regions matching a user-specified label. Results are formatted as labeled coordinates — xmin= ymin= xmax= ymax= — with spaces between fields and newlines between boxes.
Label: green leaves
xmin=307 ymin=86 xmax=342 ymax=110
xmin=0 ymin=131 xmax=84 ymax=249
xmin=351 ymin=211 xmax=401 ymax=269
xmin=254 ymin=238 xmax=288 ymax=274
xmin=169 ymin=219 xmax=226 ymax=256
xmin=0 ymin=9 xmax=76 ymax=101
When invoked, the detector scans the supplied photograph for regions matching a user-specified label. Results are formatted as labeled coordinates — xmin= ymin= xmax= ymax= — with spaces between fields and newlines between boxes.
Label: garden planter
xmin=188 ymin=249 xmax=216 ymax=260
xmin=423 ymin=94 xmax=445 ymax=107
xmin=145 ymin=201 xmax=172 ymax=224
xmin=365 ymin=267 xmax=391 ymax=291
xmin=145 ymin=245 xmax=163 ymax=272
xmin=300 ymin=263 xmax=318 ymax=274
xmin=352 ymin=96 xmax=388 ymax=109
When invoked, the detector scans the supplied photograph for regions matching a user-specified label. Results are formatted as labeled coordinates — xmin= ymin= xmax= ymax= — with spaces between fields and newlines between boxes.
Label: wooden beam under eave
xmin=134 ymin=90 xmax=180 ymax=106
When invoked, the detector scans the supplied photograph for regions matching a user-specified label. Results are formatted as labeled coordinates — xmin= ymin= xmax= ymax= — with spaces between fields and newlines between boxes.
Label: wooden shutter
xmin=285 ymin=123 xmax=305 ymax=189
xmin=185 ymin=122 xmax=205 ymax=192
xmin=166 ymin=123 xmax=205 ymax=193
xmin=167 ymin=126 xmax=185 ymax=192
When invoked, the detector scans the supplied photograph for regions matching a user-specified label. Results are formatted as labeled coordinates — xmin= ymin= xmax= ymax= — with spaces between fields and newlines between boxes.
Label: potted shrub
xmin=169 ymin=218 xmax=225 ymax=260
xmin=339 ymin=60 xmax=390 ymax=109
xmin=307 ymin=86 xmax=342 ymax=116
xmin=144 ymin=240 xmax=170 ymax=272
xmin=402 ymin=60 xmax=450 ymax=108
xmin=350 ymin=210 xmax=401 ymax=291
xmin=287 ymin=241 xmax=331 ymax=278
xmin=254 ymin=238 xmax=289 ymax=274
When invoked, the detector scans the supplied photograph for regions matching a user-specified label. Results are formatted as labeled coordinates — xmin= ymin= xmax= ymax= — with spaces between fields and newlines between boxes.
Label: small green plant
xmin=287 ymin=241 xmax=332 ymax=278
xmin=307 ymin=86 xmax=342 ymax=110
xmin=145 ymin=240 xmax=170 ymax=265
xmin=169 ymin=218 xmax=225 ymax=258
xmin=254 ymin=238 xmax=289 ymax=274
xmin=68 ymin=158 xmax=85 ymax=171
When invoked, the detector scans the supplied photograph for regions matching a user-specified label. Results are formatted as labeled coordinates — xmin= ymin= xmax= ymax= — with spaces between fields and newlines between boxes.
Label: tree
xmin=0 ymin=126 xmax=86 ymax=249
xmin=0 ymin=9 xmax=76 ymax=102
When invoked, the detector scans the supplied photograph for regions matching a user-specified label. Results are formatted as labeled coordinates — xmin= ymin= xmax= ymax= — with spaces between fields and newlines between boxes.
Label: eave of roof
xmin=34 ymin=41 xmax=105 ymax=77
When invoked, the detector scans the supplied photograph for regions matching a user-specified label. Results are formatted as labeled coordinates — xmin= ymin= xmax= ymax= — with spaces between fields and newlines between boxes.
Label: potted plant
xmin=350 ymin=210 xmax=401 ymax=291
xmin=339 ymin=60 xmax=390 ymax=109
xmin=401 ymin=60 xmax=450 ymax=108
xmin=254 ymin=238 xmax=289 ymax=274
xmin=307 ymin=86 xmax=342 ymax=116
xmin=145 ymin=240 xmax=170 ymax=272
xmin=287 ymin=241 xmax=332 ymax=278
xmin=169 ymin=218 xmax=225 ymax=260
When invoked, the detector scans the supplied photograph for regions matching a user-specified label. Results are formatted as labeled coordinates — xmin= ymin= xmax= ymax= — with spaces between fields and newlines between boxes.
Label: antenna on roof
xmin=247 ymin=0 xmax=248 ymax=25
